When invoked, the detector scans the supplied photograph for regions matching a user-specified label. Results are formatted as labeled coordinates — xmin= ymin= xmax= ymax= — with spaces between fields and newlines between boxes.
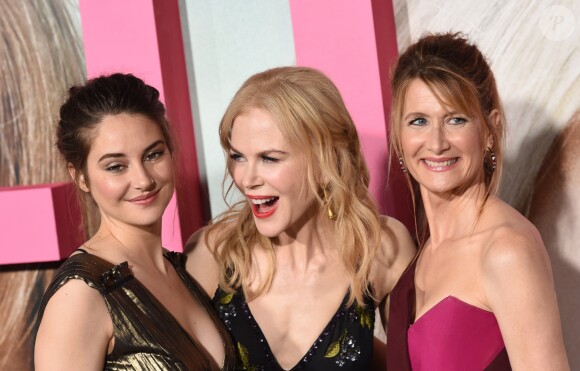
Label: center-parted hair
xmin=207 ymin=66 xmax=381 ymax=306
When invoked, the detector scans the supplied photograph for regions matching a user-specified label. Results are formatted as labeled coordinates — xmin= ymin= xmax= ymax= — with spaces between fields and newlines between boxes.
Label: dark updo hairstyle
xmin=389 ymin=32 xmax=506 ymax=245
xmin=56 ymin=73 xmax=175 ymax=235
xmin=57 ymin=73 xmax=174 ymax=177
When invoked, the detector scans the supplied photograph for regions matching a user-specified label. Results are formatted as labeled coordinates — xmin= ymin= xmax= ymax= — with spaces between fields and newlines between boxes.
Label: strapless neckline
xmin=413 ymin=295 xmax=493 ymax=325
xmin=408 ymin=293 xmax=506 ymax=370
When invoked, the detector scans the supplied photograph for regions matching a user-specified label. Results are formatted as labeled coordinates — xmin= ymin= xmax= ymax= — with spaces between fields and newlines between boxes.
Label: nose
xmin=240 ymin=162 xmax=263 ymax=190
xmin=426 ymin=124 xmax=450 ymax=154
xmin=133 ymin=164 xmax=156 ymax=191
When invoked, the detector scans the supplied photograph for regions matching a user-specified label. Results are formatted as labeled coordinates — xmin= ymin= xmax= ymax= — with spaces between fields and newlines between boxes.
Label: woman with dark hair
xmin=186 ymin=66 xmax=416 ymax=370
xmin=386 ymin=33 xmax=569 ymax=370
xmin=35 ymin=73 xmax=235 ymax=370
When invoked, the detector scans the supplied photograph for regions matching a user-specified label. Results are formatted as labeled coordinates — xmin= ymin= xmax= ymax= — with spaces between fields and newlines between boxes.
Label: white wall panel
xmin=179 ymin=0 xmax=296 ymax=218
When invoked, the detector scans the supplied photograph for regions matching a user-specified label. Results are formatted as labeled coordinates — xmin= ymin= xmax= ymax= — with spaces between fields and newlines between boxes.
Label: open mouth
xmin=423 ymin=158 xmax=459 ymax=170
xmin=250 ymin=196 xmax=279 ymax=218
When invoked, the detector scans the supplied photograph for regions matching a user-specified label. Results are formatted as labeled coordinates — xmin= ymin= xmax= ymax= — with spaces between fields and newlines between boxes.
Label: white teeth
xmin=250 ymin=197 xmax=276 ymax=205
xmin=424 ymin=159 xmax=457 ymax=167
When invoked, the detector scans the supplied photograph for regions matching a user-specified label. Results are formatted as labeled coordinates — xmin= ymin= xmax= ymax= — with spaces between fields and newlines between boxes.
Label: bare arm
xmin=369 ymin=216 xmax=415 ymax=370
xmin=374 ymin=216 xmax=417 ymax=332
xmin=184 ymin=226 xmax=221 ymax=297
xmin=484 ymin=230 xmax=569 ymax=370
xmin=35 ymin=280 xmax=112 ymax=371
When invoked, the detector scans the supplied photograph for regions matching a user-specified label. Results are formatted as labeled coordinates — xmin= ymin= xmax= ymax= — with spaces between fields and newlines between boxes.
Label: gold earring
xmin=321 ymin=184 xmax=336 ymax=220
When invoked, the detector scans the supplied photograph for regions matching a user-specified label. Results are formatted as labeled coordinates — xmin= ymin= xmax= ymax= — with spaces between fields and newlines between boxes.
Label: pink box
xmin=0 ymin=182 xmax=82 ymax=264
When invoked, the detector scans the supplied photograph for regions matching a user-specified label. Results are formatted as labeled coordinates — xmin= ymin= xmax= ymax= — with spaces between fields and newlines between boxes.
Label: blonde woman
xmin=186 ymin=66 xmax=415 ymax=371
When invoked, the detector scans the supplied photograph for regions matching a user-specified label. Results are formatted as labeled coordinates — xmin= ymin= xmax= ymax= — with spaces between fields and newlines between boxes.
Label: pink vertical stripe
xmin=78 ymin=0 xmax=198 ymax=252
xmin=79 ymin=0 xmax=164 ymax=93
xmin=289 ymin=0 xmax=412 ymax=227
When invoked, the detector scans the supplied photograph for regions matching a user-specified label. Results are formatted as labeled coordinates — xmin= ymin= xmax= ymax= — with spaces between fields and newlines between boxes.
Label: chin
xmin=253 ymin=220 xmax=284 ymax=239
xmin=254 ymin=227 xmax=281 ymax=239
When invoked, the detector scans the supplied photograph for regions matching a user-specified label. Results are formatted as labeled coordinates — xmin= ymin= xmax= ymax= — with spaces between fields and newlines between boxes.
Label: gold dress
xmin=37 ymin=250 xmax=236 ymax=370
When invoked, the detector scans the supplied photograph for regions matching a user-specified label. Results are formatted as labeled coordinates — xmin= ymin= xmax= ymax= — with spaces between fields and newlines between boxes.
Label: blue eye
xmin=409 ymin=117 xmax=427 ymax=126
xmin=448 ymin=117 xmax=468 ymax=125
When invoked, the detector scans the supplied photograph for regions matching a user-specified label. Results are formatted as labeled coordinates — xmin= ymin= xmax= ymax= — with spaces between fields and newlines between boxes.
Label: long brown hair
xmin=207 ymin=66 xmax=381 ymax=306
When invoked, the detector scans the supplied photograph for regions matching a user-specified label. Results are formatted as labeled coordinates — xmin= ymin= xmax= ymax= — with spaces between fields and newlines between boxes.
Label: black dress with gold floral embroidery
xmin=212 ymin=287 xmax=375 ymax=370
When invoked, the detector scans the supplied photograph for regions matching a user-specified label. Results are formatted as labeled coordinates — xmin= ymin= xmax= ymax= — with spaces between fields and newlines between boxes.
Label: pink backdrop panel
xmin=79 ymin=0 xmax=206 ymax=251
xmin=0 ymin=183 xmax=82 ymax=264
xmin=289 ymin=0 xmax=412 ymax=227
xmin=79 ymin=0 xmax=164 ymax=94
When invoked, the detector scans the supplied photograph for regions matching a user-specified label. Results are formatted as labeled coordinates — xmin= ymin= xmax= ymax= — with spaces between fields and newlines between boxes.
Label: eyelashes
xmin=103 ymin=148 xmax=166 ymax=173
xmin=407 ymin=116 xmax=469 ymax=127
xmin=229 ymin=152 xmax=280 ymax=163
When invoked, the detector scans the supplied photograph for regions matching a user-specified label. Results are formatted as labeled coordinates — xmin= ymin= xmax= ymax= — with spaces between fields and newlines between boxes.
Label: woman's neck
xmin=421 ymin=182 xmax=491 ymax=246
xmin=272 ymin=214 xmax=337 ymax=272
xmin=86 ymin=218 xmax=166 ymax=272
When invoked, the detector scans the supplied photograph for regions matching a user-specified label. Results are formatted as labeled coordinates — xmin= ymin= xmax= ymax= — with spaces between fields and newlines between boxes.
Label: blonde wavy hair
xmin=206 ymin=66 xmax=381 ymax=306
xmin=389 ymin=32 xmax=506 ymax=245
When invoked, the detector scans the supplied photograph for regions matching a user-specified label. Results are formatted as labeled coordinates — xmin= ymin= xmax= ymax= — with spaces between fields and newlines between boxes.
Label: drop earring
xmin=321 ymin=184 xmax=336 ymax=220
xmin=399 ymin=155 xmax=407 ymax=173
xmin=484 ymin=147 xmax=496 ymax=174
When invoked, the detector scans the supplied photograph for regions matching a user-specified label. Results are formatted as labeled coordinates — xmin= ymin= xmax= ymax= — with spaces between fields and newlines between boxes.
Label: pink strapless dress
xmin=408 ymin=296 xmax=507 ymax=370
xmin=386 ymin=258 xmax=511 ymax=370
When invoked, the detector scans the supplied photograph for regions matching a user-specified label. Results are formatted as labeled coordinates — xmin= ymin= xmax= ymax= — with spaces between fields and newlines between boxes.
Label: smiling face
xmin=229 ymin=107 xmax=318 ymax=239
xmin=80 ymin=113 xmax=174 ymax=230
xmin=400 ymin=79 xmax=489 ymax=196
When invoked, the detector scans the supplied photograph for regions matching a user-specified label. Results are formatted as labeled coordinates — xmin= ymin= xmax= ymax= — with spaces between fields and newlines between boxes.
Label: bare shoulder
xmin=480 ymin=201 xmax=568 ymax=368
xmin=482 ymin=202 xmax=550 ymax=279
xmin=377 ymin=215 xmax=416 ymax=267
xmin=35 ymin=279 xmax=110 ymax=370
xmin=184 ymin=223 xmax=232 ymax=296
xmin=480 ymin=199 xmax=555 ymax=311
xmin=371 ymin=215 xmax=416 ymax=299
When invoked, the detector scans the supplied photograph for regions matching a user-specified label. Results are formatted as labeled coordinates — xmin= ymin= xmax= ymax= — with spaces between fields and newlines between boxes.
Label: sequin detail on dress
xmin=213 ymin=287 xmax=374 ymax=370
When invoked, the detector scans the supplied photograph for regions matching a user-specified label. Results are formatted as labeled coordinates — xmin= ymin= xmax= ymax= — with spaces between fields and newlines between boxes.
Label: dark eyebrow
xmin=97 ymin=140 xmax=165 ymax=163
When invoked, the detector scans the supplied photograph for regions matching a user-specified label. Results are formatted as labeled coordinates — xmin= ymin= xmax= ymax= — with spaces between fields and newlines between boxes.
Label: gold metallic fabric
xmin=37 ymin=251 xmax=236 ymax=370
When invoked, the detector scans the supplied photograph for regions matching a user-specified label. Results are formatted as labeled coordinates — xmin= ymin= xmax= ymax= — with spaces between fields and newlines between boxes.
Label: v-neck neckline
xmin=75 ymin=250 xmax=207 ymax=353
xmin=239 ymin=288 xmax=351 ymax=371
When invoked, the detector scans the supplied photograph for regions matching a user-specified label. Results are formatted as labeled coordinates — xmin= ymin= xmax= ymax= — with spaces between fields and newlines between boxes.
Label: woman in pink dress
xmin=385 ymin=32 xmax=569 ymax=370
